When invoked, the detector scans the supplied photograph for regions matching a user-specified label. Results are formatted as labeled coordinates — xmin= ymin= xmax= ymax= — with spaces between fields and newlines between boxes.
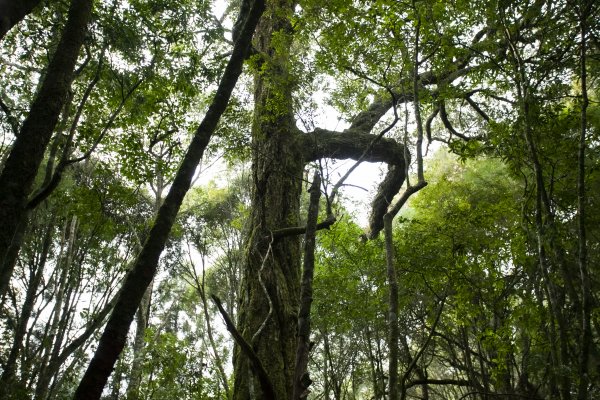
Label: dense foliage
xmin=0 ymin=0 xmax=598 ymax=399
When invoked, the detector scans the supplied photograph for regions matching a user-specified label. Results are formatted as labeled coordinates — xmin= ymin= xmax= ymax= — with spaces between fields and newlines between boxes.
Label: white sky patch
xmin=212 ymin=0 xmax=227 ymax=20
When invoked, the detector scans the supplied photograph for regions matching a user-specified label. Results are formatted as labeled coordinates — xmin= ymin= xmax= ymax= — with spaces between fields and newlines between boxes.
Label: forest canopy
xmin=0 ymin=0 xmax=599 ymax=399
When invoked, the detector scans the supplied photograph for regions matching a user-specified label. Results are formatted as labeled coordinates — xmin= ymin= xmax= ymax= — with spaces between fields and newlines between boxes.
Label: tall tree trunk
xmin=233 ymin=2 xmax=303 ymax=399
xmin=0 ymin=0 xmax=93 ymax=301
xmin=0 ymin=0 xmax=43 ymax=41
xmin=232 ymin=1 xmax=413 ymax=395
xmin=73 ymin=2 xmax=265 ymax=398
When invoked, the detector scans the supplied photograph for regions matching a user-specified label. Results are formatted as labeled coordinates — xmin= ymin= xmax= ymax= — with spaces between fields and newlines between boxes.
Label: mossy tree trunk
xmin=233 ymin=3 xmax=407 ymax=399
xmin=0 ymin=0 xmax=93 ymax=301
xmin=233 ymin=3 xmax=303 ymax=398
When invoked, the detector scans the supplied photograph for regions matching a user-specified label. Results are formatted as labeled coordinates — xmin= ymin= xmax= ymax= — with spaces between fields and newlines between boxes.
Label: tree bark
xmin=384 ymin=213 xmax=400 ymax=400
xmin=232 ymin=2 xmax=304 ymax=398
xmin=0 ymin=0 xmax=43 ymax=41
xmin=233 ymin=3 xmax=408 ymax=397
xmin=73 ymin=1 xmax=266 ymax=398
xmin=292 ymin=172 xmax=321 ymax=400
xmin=0 ymin=0 xmax=93 ymax=301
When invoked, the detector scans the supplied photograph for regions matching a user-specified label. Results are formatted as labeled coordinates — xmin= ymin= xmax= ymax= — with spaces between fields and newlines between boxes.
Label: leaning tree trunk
xmin=0 ymin=0 xmax=93 ymax=301
xmin=73 ymin=2 xmax=266 ymax=398
xmin=0 ymin=0 xmax=43 ymax=41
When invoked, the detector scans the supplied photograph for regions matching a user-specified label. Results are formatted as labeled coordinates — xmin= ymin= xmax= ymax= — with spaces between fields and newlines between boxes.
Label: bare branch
xmin=212 ymin=295 xmax=276 ymax=400
xmin=464 ymin=95 xmax=491 ymax=122
xmin=270 ymin=215 xmax=336 ymax=240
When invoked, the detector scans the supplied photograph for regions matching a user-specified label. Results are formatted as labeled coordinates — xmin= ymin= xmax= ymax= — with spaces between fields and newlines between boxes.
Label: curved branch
xmin=300 ymin=129 xmax=406 ymax=238
xmin=425 ymin=107 xmax=440 ymax=146
xmin=439 ymin=101 xmax=482 ymax=141
xmin=302 ymin=129 xmax=405 ymax=165
xmin=297 ymin=27 xmax=499 ymax=238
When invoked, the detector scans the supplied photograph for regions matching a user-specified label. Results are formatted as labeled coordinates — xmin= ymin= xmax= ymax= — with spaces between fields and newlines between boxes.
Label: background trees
xmin=0 ymin=0 xmax=599 ymax=399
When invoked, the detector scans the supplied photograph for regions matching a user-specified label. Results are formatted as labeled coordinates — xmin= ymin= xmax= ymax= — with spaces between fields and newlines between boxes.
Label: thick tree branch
xmin=328 ymin=90 xmax=401 ymax=210
xmin=465 ymin=95 xmax=491 ymax=122
xmin=300 ymin=129 xmax=406 ymax=237
xmin=302 ymin=129 xmax=405 ymax=164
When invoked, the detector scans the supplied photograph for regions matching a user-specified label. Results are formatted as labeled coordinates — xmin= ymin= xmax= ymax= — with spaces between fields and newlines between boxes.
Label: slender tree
xmin=292 ymin=172 xmax=321 ymax=400
xmin=576 ymin=1 xmax=592 ymax=398
xmin=74 ymin=1 xmax=266 ymax=397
